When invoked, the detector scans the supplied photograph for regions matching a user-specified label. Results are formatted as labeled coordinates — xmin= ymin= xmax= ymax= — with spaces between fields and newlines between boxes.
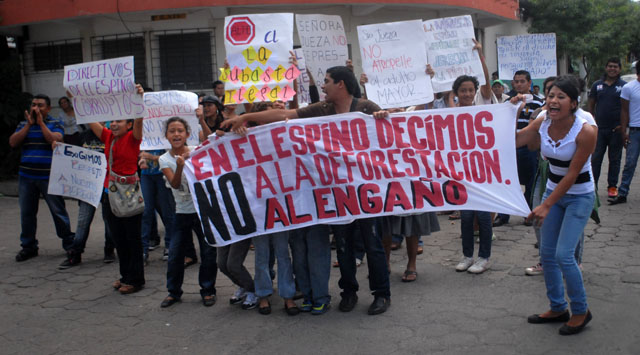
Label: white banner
xmin=183 ymin=103 xmax=529 ymax=246
xmin=48 ymin=143 xmax=107 ymax=207
xmin=64 ymin=56 xmax=144 ymax=124
xmin=141 ymin=91 xmax=201 ymax=150
xmin=293 ymin=49 xmax=311 ymax=107
xmin=295 ymin=14 xmax=349 ymax=101
xmin=423 ymin=15 xmax=485 ymax=93
xmin=497 ymin=33 xmax=557 ymax=80
xmin=358 ymin=20 xmax=434 ymax=109
xmin=222 ymin=13 xmax=299 ymax=105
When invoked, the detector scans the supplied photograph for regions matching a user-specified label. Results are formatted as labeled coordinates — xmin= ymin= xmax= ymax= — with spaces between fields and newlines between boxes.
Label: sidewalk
xmin=0 ymin=165 xmax=639 ymax=354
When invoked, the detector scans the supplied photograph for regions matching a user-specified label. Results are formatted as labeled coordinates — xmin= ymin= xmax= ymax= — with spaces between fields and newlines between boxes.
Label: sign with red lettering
xmin=222 ymin=13 xmax=300 ymax=104
xmin=183 ymin=103 xmax=528 ymax=246
xmin=140 ymin=91 xmax=201 ymax=150
xmin=226 ymin=17 xmax=256 ymax=45
xmin=295 ymin=14 xmax=348 ymax=101
xmin=357 ymin=20 xmax=434 ymax=109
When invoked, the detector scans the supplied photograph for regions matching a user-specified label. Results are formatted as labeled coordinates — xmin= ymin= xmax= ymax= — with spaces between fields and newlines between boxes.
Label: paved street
xmin=1 ymin=162 xmax=639 ymax=354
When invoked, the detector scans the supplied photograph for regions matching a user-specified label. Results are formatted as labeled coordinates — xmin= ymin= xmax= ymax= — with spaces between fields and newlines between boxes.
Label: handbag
xmin=107 ymin=137 xmax=145 ymax=217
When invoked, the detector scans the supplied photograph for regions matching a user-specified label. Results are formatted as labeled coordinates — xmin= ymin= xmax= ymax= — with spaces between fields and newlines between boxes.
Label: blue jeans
xmin=618 ymin=130 xmax=640 ymax=197
xmin=532 ymin=173 xmax=584 ymax=263
xmin=253 ymin=232 xmax=295 ymax=299
xmin=290 ymin=225 xmax=331 ymax=304
xmin=460 ymin=210 xmax=492 ymax=259
xmin=218 ymin=239 xmax=254 ymax=292
xmin=167 ymin=213 xmax=217 ymax=299
xmin=334 ymin=218 xmax=390 ymax=298
xmin=540 ymin=189 xmax=594 ymax=314
xmin=591 ymin=127 xmax=624 ymax=188
xmin=19 ymin=177 xmax=74 ymax=251
xmin=103 ymin=196 xmax=145 ymax=287
xmin=141 ymin=173 xmax=176 ymax=254
xmin=70 ymin=192 xmax=113 ymax=253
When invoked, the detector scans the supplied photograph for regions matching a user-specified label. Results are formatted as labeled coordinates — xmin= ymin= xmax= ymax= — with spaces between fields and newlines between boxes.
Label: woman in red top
xmin=87 ymin=85 xmax=145 ymax=294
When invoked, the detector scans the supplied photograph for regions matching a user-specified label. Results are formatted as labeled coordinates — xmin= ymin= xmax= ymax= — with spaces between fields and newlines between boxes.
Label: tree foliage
xmin=521 ymin=0 xmax=640 ymax=84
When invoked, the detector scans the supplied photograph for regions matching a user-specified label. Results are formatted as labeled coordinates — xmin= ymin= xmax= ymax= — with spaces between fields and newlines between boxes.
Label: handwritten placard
xmin=48 ymin=143 xmax=107 ymax=207
xmin=295 ymin=14 xmax=349 ymax=101
xmin=423 ymin=15 xmax=485 ymax=93
xmin=63 ymin=56 xmax=144 ymax=124
xmin=357 ymin=20 xmax=434 ymax=109
xmin=497 ymin=33 xmax=557 ymax=80
xmin=293 ymin=49 xmax=312 ymax=107
xmin=141 ymin=91 xmax=201 ymax=150
xmin=183 ymin=103 xmax=528 ymax=246
xmin=221 ymin=13 xmax=300 ymax=104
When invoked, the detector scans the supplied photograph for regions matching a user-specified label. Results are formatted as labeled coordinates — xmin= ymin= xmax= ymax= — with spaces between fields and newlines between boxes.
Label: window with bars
xmin=24 ymin=40 xmax=83 ymax=74
xmin=91 ymin=33 xmax=147 ymax=88
xmin=151 ymin=29 xmax=216 ymax=91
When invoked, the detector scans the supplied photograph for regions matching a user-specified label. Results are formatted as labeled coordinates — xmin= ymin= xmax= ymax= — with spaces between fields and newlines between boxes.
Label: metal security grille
xmin=150 ymin=28 xmax=216 ymax=91
xmin=23 ymin=39 xmax=83 ymax=74
xmin=90 ymin=33 xmax=147 ymax=88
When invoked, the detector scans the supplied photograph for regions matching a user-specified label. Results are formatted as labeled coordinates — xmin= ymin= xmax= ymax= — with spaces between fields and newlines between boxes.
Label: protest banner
xmin=183 ymin=103 xmax=529 ymax=246
xmin=48 ymin=143 xmax=107 ymax=208
xmin=423 ymin=15 xmax=485 ymax=93
xmin=293 ymin=49 xmax=312 ymax=107
xmin=63 ymin=56 xmax=144 ymax=124
xmin=497 ymin=33 xmax=557 ymax=80
xmin=141 ymin=90 xmax=201 ymax=150
xmin=357 ymin=20 xmax=434 ymax=109
xmin=221 ymin=13 xmax=300 ymax=105
xmin=295 ymin=14 xmax=349 ymax=101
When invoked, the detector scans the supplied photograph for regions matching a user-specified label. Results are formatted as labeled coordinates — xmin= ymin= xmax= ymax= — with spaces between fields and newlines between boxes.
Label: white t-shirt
xmin=536 ymin=108 xmax=597 ymax=127
xmin=159 ymin=147 xmax=195 ymax=214
xmin=621 ymin=79 xmax=640 ymax=127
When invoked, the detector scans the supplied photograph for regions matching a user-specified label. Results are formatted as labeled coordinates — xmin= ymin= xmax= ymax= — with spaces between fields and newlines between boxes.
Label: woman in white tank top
xmin=513 ymin=75 xmax=597 ymax=335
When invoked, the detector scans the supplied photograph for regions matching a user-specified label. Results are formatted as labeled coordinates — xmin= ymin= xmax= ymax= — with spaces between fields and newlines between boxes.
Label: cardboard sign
xmin=358 ymin=20 xmax=434 ymax=109
xmin=293 ymin=49 xmax=312 ymax=107
xmin=221 ymin=13 xmax=300 ymax=104
xmin=48 ymin=143 xmax=107 ymax=207
xmin=424 ymin=15 xmax=485 ymax=93
xmin=183 ymin=103 xmax=529 ymax=246
xmin=296 ymin=14 xmax=349 ymax=101
xmin=141 ymin=91 xmax=201 ymax=150
xmin=64 ymin=56 xmax=144 ymax=123
xmin=497 ymin=33 xmax=557 ymax=80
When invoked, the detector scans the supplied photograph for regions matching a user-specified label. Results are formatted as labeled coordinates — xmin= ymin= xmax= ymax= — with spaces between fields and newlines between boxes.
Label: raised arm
xmin=474 ymin=39 xmax=492 ymax=101
xmin=9 ymin=111 xmax=35 ymax=148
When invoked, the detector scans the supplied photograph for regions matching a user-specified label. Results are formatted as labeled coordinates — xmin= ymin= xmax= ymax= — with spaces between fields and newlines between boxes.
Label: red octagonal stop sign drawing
xmin=226 ymin=17 xmax=256 ymax=45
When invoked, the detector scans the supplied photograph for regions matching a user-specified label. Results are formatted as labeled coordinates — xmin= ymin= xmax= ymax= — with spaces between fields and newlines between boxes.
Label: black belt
xmin=630 ymin=127 xmax=640 ymax=131
xmin=548 ymin=171 xmax=591 ymax=184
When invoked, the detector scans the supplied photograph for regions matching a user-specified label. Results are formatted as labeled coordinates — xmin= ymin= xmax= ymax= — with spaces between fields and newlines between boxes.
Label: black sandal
xmin=258 ymin=299 xmax=271 ymax=315
xmin=284 ymin=302 xmax=300 ymax=316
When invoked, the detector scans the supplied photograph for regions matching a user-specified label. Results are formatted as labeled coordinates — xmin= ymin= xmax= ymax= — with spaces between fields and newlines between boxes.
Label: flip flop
xmin=401 ymin=270 xmax=418 ymax=282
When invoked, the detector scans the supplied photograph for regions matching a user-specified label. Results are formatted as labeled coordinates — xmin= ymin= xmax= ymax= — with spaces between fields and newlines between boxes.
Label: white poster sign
xmin=48 ymin=143 xmax=107 ymax=207
xmin=358 ymin=20 xmax=434 ymax=109
xmin=222 ymin=13 xmax=299 ymax=105
xmin=293 ymin=49 xmax=312 ymax=107
xmin=424 ymin=15 xmax=485 ymax=93
xmin=296 ymin=14 xmax=349 ymax=101
xmin=64 ymin=56 xmax=144 ymax=124
xmin=497 ymin=33 xmax=557 ymax=80
xmin=183 ymin=103 xmax=528 ymax=246
xmin=141 ymin=91 xmax=201 ymax=150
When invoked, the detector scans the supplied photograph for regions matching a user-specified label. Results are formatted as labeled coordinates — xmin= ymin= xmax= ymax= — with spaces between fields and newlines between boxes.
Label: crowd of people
xmin=8 ymin=40 xmax=640 ymax=334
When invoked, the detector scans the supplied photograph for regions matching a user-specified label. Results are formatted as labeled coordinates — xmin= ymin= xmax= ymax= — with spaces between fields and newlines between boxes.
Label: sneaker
xmin=59 ymin=251 xmax=81 ymax=270
xmin=455 ymin=257 xmax=474 ymax=272
xmin=162 ymin=249 xmax=169 ymax=261
xmin=241 ymin=292 xmax=258 ymax=310
xmin=355 ymin=258 xmax=363 ymax=267
xmin=300 ymin=298 xmax=313 ymax=312
xmin=608 ymin=186 xmax=618 ymax=198
xmin=311 ymin=302 xmax=330 ymax=315
xmin=230 ymin=287 xmax=246 ymax=305
xmin=468 ymin=257 xmax=490 ymax=274
xmin=608 ymin=195 xmax=627 ymax=205
xmin=525 ymin=263 xmax=543 ymax=276
xmin=475 ymin=233 xmax=497 ymax=243
xmin=15 ymin=248 xmax=38 ymax=262
xmin=103 ymin=249 xmax=116 ymax=264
